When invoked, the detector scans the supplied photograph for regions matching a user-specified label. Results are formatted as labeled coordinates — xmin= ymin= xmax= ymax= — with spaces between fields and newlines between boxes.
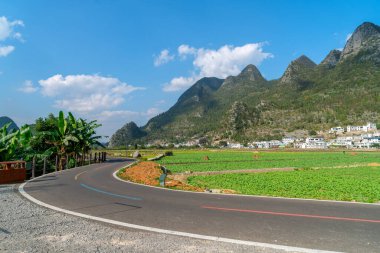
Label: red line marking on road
xmin=201 ymin=205 xmax=380 ymax=223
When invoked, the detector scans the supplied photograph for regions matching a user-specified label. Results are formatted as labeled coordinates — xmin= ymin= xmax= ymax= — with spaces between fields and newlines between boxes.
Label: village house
xmin=347 ymin=122 xmax=377 ymax=133
xmin=353 ymin=141 xmax=371 ymax=149
xmin=282 ymin=137 xmax=295 ymax=146
xmin=328 ymin=136 xmax=353 ymax=148
xmin=300 ymin=137 xmax=327 ymax=149
xmin=227 ymin=142 xmax=244 ymax=149
xmin=329 ymin=126 xmax=345 ymax=134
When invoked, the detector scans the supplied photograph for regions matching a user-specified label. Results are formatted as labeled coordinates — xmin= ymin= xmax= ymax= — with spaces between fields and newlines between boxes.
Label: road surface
xmin=20 ymin=159 xmax=380 ymax=252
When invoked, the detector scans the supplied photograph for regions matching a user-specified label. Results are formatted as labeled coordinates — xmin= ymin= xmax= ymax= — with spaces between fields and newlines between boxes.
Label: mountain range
xmin=0 ymin=116 xmax=19 ymax=132
xmin=109 ymin=22 xmax=380 ymax=147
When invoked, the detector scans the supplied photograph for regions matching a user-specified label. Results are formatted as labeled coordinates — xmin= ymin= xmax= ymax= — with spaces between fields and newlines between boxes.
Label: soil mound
xmin=120 ymin=161 xmax=161 ymax=186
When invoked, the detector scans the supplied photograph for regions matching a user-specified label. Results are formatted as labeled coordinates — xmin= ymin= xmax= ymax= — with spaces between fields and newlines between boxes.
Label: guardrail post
xmin=43 ymin=157 xmax=46 ymax=175
xmin=55 ymin=155 xmax=58 ymax=172
xmin=31 ymin=156 xmax=35 ymax=179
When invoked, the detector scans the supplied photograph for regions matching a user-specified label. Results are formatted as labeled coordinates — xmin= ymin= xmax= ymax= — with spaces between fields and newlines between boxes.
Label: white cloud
xmin=0 ymin=16 xmax=23 ymax=41
xmin=155 ymin=99 xmax=166 ymax=106
xmin=0 ymin=45 xmax=14 ymax=57
xmin=194 ymin=43 xmax=272 ymax=78
xmin=144 ymin=107 xmax=162 ymax=118
xmin=154 ymin=49 xmax=175 ymax=66
xmin=178 ymin=44 xmax=196 ymax=59
xmin=99 ymin=110 xmax=140 ymax=119
xmin=346 ymin=33 xmax=352 ymax=42
xmin=18 ymin=80 xmax=38 ymax=93
xmin=0 ymin=16 xmax=24 ymax=57
xmin=100 ymin=108 xmax=162 ymax=120
xmin=163 ymin=76 xmax=197 ymax=92
xmin=163 ymin=43 xmax=273 ymax=92
xmin=39 ymin=74 xmax=144 ymax=113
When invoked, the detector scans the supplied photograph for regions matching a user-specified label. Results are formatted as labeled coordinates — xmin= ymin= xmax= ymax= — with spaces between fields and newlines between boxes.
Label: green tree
xmin=0 ymin=123 xmax=32 ymax=162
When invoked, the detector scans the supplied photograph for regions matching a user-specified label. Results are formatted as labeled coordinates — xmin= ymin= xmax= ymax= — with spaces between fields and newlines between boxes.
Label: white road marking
xmin=74 ymin=171 xmax=87 ymax=180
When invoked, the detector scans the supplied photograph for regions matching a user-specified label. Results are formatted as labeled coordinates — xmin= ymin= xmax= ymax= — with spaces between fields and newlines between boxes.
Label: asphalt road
xmin=22 ymin=159 xmax=380 ymax=252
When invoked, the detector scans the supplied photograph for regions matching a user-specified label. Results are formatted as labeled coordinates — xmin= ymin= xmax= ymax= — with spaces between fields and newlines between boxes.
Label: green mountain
xmin=109 ymin=22 xmax=380 ymax=145
xmin=108 ymin=121 xmax=146 ymax=147
xmin=0 ymin=116 xmax=19 ymax=132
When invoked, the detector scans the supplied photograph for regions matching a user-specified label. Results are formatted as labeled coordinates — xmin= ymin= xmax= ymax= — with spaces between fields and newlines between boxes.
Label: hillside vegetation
xmin=110 ymin=22 xmax=380 ymax=145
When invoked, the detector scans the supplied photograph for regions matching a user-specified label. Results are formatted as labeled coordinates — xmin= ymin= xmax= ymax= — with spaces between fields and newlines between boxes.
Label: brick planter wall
xmin=0 ymin=168 xmax=26 ymax=184
xmin=0 ymin=161 xmax=27 ymax=184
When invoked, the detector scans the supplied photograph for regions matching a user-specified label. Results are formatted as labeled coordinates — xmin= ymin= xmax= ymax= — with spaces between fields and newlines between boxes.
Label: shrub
xmin=165 ymin=151 xmax=173 ymax=156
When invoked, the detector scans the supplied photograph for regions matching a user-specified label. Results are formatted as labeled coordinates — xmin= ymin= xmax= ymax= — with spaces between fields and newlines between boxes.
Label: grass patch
xmin=187 ymin=166 xmax=380 ymax=203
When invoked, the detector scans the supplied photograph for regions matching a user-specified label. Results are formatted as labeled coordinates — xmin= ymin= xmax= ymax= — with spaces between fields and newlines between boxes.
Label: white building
xmin=329 ymin=126 xmax=345 ymax=134
xmin=253 ymin=142 xmax=269 ymax=149
xmin=364 ymin=137 xmax=380 ymax=145
xmin=268 ymin=140 xmax=283 ymax=148
xmin=353 ymin=142 xmax=371 ymax=149
xmin=301 ymin=137 xmax=327 ymax=149
xmin=227 ymin=142 xmax=244 ymax=149
xmin=347 ymin=122 xmax=377 ymax=133
xmin=329 ymin=137 xmax=353 ymax=148
xmin=306 ymin=137 xmax=324 ymax=143
xmin=282 ymin=137 xmax=295 ymax=146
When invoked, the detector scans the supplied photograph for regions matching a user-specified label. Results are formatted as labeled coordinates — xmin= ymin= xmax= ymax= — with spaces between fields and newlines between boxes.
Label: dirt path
xmin=168 ymin=167 xmax=296 ymax=183
xmin=162 ymin=158 xmax=295 ymax=165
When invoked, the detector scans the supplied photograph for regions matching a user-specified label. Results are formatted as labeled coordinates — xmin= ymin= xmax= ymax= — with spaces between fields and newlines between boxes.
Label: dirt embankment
xmin=119 ymin=161 xmax=162 ymax=186
xmin=165 ymin=176 xmax=203 ymax=192
xmin=119 ymin=161 xmax=203 ymax=191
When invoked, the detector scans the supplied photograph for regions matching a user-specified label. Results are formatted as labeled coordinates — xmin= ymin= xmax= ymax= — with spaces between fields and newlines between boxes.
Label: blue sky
xmin=1 ymin=0 xmax=379 ymax=139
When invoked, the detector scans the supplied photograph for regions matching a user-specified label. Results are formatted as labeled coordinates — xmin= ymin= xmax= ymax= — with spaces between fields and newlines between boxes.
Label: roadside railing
xmin=0 ymin=161 xmax=27 ymax=184
xmin=0 ymin=152 xmax=108 ymax=184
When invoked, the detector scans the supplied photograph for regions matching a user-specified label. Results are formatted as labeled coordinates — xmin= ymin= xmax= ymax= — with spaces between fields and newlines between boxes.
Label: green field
xmin=187 ymin=166 xmax=380 ymax=203
xmin=160 ymin=150 xmax=380 ymax=173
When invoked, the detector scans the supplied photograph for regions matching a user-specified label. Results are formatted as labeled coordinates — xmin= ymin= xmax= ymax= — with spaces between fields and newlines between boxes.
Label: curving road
xmin=20 ymin=159 xmax=380 ymax=253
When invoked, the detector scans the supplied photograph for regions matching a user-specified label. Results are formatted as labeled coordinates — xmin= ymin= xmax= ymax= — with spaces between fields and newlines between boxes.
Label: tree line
xmin=0 ymin=111 xmax=103 ymax=174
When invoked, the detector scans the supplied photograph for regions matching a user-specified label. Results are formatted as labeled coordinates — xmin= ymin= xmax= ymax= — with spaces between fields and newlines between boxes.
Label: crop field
xmin=159 ymin=150 xmax=380 ymax=173
xmin=187 ymin=166 xmax=380 ymax=203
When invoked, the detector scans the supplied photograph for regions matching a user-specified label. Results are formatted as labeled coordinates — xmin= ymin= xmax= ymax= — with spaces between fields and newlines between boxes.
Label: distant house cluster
xmin=146 ymin=122 xmax=380 ymax=150
xmin=329 ymin=122 xmax=377 ymax=134
xmin=228 ymin=122 xmax=379 ymax=150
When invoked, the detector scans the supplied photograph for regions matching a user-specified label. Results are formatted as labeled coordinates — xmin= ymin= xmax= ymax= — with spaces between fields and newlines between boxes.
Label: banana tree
xmin=0 ymin=123 xmax=32 ymax=162
xmin=68 ymin=114 xmax=103 ymax=165
xmin=42 ymin=111 xmax=79 ymax=170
